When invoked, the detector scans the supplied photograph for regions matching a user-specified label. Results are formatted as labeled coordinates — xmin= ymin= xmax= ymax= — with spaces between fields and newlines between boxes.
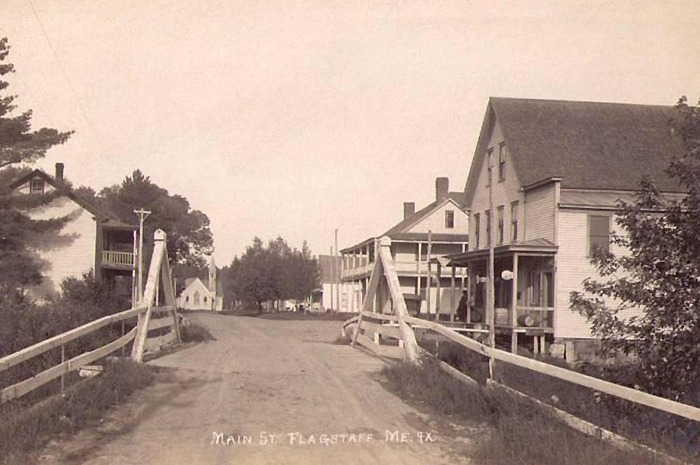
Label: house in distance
xmin=447 ymin=97 xmax=686 ymax=360
xmin=340 ymin=177 xmax=469 ymax=316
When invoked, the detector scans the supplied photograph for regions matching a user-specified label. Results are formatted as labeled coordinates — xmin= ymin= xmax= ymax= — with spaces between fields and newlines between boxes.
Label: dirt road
xmin=47 ymin=313 xmax=476 ymax=465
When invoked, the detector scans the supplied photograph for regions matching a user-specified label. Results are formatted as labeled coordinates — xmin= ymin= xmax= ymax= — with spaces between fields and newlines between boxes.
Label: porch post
xmin=436 ymin=261 xmax=442 ymax=321
xmin=450 ymin=264 xmax=456 ymax=322
xmin=466 ymin=260 xmax=473 ymax=324
xmin=417 ymin=242 xmax=422 ymax=313
xmin=426 ymin=231 xmax=432 ymax=315
xmin=511 ymin=253 xmax=519 ymax=353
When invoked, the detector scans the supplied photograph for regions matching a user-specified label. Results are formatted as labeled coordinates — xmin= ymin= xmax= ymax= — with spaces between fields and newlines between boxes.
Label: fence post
xmin=377 ymin=236 xmax=420 ymax=364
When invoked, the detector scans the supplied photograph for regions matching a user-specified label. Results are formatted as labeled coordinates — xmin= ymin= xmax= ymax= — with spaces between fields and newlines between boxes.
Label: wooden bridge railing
xmin=342 ymin=235 xmax=700 ymax=457
xmin=0 ymin=229 xmax=180 ymax=404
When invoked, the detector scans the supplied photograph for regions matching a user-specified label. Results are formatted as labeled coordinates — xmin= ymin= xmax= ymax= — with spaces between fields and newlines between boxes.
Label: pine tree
xmin=0 ymin=36 xmax=72 ymax=292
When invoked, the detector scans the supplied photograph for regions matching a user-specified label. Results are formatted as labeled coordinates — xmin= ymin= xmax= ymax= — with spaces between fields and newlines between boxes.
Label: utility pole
xmin=329 ymin=246 xmax=334 ymax=312
xmin=334 ymin=228 xmax=339 ymax=313
xmin=487 ymin=152 xmax=496 ymax=380
xmin=134 ymin=209 xmax=151 ymax=303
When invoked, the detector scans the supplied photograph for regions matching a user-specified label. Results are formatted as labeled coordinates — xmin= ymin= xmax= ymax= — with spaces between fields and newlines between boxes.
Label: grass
xmin=417 ymin=335 xmax=699 ymax=463
xmin=180 ymin=321 xmax=216 ymax=343
xmin=0 ymin=359 xmax=154 ymax=465
xmin=381 ymin=358 xmax=669 ymax=465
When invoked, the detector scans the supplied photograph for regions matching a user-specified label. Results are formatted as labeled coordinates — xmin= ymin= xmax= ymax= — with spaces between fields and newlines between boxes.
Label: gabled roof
xmin=8 ymin=168 xmax=135 ymax=230
xmin=465 ymin=97 xmax=686 ymax=206
xmin=383 ymin=192 xmax=467 ymax=237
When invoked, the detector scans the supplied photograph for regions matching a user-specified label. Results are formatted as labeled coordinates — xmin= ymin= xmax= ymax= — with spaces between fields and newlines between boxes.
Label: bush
xmin=180 ymin=322 xmax=215 ymax=343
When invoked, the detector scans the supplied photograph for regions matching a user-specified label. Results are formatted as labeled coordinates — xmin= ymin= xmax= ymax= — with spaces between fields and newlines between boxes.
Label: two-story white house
xmin=447 ymin=97 xmax=686 ymax=359
xmin=9 ymin=163 xmax=138 ymax=302
xmin=340 ymin=177 xmax=469 ymax=317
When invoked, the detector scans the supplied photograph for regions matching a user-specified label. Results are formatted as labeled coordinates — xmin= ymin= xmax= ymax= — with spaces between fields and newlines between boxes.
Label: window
xmin=474 ymin=213 xmax=480 ymax=249
xmin=511 ymin=201 xmax=519 ymax=241
xmin=589 ymin=215 xmax=610 ymax=254
xmin=485 ymin=148 xmax=493 ymax=187
xmin=30 ymin=178 xmax=44 ymax=194
xmin=498 ymin=143 xmax=507 ymax=181
xmin=204 ymin=296 xmax=208 ymax=303
xmin=485 ymin=210 xmax=491 ymax=247
xmin=497 ymin=206 xmax=504 ymax=244
xmin=445 ymin=210 xmax=455 ymax=229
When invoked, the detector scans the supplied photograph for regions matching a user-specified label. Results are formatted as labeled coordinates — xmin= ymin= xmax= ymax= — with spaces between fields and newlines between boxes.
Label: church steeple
xmin=208 ymin=256 xmax=216 ymax=294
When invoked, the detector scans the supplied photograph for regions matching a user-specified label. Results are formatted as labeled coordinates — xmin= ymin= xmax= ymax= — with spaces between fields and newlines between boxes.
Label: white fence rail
xmin=342 ymin=236 xmax=700 ymax=457
xmin=0 ymin=229 xmax=181 ymax=404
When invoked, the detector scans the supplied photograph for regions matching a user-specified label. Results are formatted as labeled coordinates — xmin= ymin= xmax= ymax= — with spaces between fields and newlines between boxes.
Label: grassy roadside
xmin=0 ymin=360 xmax=155 ymax=465
xmin=381 ymin=358 xmax=675 ymax=465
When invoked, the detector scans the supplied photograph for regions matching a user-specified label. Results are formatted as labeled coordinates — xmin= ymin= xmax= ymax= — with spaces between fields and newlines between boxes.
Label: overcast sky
xmin=4 ymin=0 xmax=700 ymax=264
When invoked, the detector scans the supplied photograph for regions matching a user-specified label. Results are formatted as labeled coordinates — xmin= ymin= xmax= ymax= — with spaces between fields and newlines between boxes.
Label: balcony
xmin=102 ymin=250 xmax=135 ymax=269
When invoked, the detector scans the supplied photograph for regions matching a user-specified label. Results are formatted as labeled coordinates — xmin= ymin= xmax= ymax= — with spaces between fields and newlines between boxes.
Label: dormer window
xmin=30 ymin=178 xmax=45 ymax=194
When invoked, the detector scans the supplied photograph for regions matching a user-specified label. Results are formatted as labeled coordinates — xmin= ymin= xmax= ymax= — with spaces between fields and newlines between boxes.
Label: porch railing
xmin=102 ymin=250 xmax=135 ymax=267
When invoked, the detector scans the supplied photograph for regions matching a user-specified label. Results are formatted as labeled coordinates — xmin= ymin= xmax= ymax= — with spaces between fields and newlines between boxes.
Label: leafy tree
xmin=224 ymin=237 xmax=318 ymax=310
xmin=570 ymin=97 xmax=700 ymax=400
xmin=97 ymin=170 xmax=214 ymax=269
xmin=0 ymin=36 xmax=72 ymax=292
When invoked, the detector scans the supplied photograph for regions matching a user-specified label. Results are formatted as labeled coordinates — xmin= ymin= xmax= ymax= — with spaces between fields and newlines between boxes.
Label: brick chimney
xmin=55 ymin=163 xmax=64 ymax=182
xmin=403 ymin=202 xmax=415 ymax=220
xmin=435 ymin=177 xmax=449 ymax=201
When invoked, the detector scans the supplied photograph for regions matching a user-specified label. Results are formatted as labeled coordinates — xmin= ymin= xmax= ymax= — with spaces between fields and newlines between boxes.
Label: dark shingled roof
xmin=466 ymin=98 xmax=686 ymax=204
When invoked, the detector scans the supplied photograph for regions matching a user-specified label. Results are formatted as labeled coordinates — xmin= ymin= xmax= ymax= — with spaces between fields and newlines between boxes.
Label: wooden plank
xmin=403 ymin=315 xmax=700 ymax=423
xmin=132 ymin=230 xmax=167 ymax=362
xmin=1 ymin=328 xmax=137 ymax=403
xmin=360 ymin=321 xmax=401 ymax=340
xmin=144 ymin=330 xmax=178 ymax=353
xmin=488 ymin=380 xmax=684 ymax=464
xmin=147 ymin=317 xmax=174 ymax=331
xmin=0 ymin=305 xmax=146 ymax=373
xmin=341 ymin=316 xmax=360 ymax=337
xmin=354 ymin=333 xmax=376 ymax=352
xmin=360 ymin=311 xmax=397 ymax=322
xmin=436 ymin=358 xmax=479 ymax=386
xmin=378 ymin=238 xmax=420 ymax=363
xmin=352 ymin=258 xmax=383 ymax=346
xmin=159 ymin=250 xmax=181 ymax=343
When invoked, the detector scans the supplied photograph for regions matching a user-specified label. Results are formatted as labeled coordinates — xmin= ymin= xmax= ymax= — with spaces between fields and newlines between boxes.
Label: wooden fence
xmin=342 ymin=236 xmax=700 ymax=455
xmin=0 ymin=229 xmax=180 ymax=404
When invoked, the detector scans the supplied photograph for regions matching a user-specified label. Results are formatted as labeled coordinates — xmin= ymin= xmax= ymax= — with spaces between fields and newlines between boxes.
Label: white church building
xmin=177 ymin=257 xmax=224 ymax=311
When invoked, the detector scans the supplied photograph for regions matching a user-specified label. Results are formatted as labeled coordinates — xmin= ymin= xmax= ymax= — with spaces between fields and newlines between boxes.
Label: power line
xmin=13 ymin=68 xmax=57 ymax=128
xmin=26 ymin=0 xmax=93 ymax=131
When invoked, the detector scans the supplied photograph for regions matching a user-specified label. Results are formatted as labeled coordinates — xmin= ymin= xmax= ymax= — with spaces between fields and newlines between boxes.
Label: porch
xmin=100 ymin=225 xmax=137 ymax=270
xmin=446 ymin=239 xmax=558 ymax=352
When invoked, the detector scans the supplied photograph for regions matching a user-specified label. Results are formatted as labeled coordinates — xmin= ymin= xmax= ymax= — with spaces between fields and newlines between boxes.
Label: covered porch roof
xmin=445 ymin=238 xmax=557 ymax=266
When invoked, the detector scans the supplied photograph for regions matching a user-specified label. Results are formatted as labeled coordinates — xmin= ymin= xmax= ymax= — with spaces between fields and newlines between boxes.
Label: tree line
xmin=222 ymin=237 xmax=319 ymax=311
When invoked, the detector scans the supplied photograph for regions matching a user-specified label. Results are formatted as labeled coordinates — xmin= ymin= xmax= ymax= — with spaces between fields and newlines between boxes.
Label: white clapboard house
xmin=447 ymin=97 xmax=686 ymax=360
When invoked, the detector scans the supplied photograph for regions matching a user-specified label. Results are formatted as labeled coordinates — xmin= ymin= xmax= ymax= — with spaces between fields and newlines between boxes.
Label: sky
xmin=3 ymin=0 xmax=700 ymax=265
